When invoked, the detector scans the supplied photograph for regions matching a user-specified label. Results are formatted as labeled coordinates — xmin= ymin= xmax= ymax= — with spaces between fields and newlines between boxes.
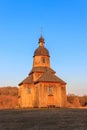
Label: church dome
xmin=34 ymin=46 xmax=50 ymax=57
xmin=33 ymin=36 xmax=50 ymax=57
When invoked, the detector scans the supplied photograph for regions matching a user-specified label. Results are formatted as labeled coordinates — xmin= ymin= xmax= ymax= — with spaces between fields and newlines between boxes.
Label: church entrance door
xmin=47 ymin=95 xmax=55 ymax=108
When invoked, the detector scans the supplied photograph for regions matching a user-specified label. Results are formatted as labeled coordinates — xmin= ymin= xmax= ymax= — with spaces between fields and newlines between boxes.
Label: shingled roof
xmin=19 ymin=74 xmax=33 ymax=86
xmin=35 ymin=70 xmax=66 ymax=84
xmin=29 ymin=67 xmax=55 ymax=75
xmin=19 ymin=68 xmax=66 ymax=85
xmin=34 ymin=46 xmax=50 ymax=57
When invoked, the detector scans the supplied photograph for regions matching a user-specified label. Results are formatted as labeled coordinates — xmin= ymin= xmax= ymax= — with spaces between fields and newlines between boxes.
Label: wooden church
xmin=18 ymin=36 xmax=67 ymax=108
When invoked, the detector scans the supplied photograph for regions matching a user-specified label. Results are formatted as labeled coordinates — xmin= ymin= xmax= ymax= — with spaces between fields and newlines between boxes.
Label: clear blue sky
xmin=0 ymin=0 xmax=87 ymax=95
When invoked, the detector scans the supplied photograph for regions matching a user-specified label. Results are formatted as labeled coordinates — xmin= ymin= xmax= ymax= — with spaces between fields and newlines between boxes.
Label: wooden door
xmin=47 ymin=95 xmax=55 ymax=107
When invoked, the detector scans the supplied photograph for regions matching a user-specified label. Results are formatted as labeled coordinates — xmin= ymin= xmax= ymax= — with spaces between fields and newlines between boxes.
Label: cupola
xmin=33 ymin=36 xmax=50 ymax=57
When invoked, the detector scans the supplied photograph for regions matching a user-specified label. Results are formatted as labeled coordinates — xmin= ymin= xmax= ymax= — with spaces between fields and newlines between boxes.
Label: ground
xmin=0 ymin=108 xmax=87 ymax=130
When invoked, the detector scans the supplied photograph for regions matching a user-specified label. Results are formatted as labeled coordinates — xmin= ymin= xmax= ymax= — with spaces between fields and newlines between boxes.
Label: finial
xmin=38 ymin=27 xmax=45 ymax=46
xmin=40 ymin=26 xmax=43 ymax=37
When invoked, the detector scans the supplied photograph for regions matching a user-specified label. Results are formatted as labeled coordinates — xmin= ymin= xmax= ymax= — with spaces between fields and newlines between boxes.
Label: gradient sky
xmin=0 ymin=0 xmax=87 ymax=95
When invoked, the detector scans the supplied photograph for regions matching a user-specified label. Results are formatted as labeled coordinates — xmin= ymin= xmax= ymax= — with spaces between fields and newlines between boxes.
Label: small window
xmin=27 ymin=88 xmax=31 ymax=94
xmin=42 ymin=58 xmax=45 ymax=63
xmin=48 ymin=87 xmax=53 ymax=95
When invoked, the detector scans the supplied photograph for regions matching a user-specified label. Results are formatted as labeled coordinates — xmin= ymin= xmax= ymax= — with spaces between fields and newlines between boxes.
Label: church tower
xmin=18 ymin=36 xmax=67 ymax=108
xmin=33 ymin=36 xmax=50 ymax=68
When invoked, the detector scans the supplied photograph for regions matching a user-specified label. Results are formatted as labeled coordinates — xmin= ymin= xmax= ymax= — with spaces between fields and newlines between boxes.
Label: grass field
xmin=0 ymin=108 xmax=87 ymax=130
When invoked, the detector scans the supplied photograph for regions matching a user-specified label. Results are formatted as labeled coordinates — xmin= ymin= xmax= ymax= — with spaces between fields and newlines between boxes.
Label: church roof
xmin=35 ymin=70 xmax=66 ymax=84
xmin=34 ymin=46 xmax=50 ymax=57
xmin=19 ymin=69 xmax=66 ymax=85
xmin=29 ymin=67 xmax=55 ymax=75
xmin=19 ymin=74 xmax=33 ymax=85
